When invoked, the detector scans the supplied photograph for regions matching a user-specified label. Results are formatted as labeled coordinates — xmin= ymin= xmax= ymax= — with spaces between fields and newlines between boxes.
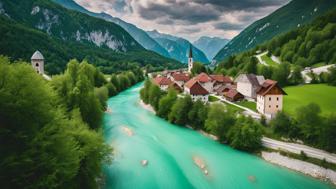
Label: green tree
xmin=94 ymin=86 xmax=109 ymax=109
xmin=110 ymin=74 xmax=121 ymax=92
xmin=272 ymin=62 xmax=290 ymax=86
xmin=188 ymin=100 xmax=208 ymax=130
xmin=296 ymin=103 xmax=322 ymax=144
xmin=148 ymin=84 xmax=163 ymax=111
xmin=227 ymin=116 xmax=262 ymax=152
xmin=205 ymin=104 xmax=235 ymax=142
xmin=105 ymin=83 xmax=117 ymax=97
xmin=168 ymin=96 xmax=193 ymax=125
xmin=191 ymin=62 xmax=206 ymax=75
xmin=289 ymin=66 xmax=303 ymax=85
xmin=270 ymin=111 xmax=292 ymax=136
xmin=157 ymin=88 xmax=177 ymax=119
xmin=320 ymin=114 xmax=336 ymax=152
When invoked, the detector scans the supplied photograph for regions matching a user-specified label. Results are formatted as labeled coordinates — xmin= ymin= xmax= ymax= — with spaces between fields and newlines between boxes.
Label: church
xmin=188 ymin=44 xmax=193 ymax=73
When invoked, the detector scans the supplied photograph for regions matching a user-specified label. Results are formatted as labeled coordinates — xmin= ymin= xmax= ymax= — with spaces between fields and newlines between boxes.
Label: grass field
xmin=208 ymin=95 xmax=220 ymax=102
xmin=261 ymin=54 xmax=278 ymax=67
xmin=283 ymin=84 xmax=336 ymax=116
xmin=236 ymin=100 xmax=257 ymax=111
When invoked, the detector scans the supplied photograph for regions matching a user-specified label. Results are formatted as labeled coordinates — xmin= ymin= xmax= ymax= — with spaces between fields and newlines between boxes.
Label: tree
xmin=272 ymin=62 xmax=290 ymax=86
xmin=296 ymin=103 xmax=322 ymax=144
xmin=106 ymin=83 xmax=117 ymax=97
xmin=227 ymin=116 xmax=262 ymax=152
xmin=320 ymin=114 xmax=336 ymax=152
xmin=326 ymin=66 xmax=336 ymax=86
xmin=148 ymin=84 xmax=163 ymax=111
xmin=205 ymin=104 xmax=235 ymax=142
xmin=258 ymin=65 xmax=273 ymax=79
xmin=168 ymin=96 xmax=193 ymax=125
xmin=191 ymin=62 xmax=206 ymax=75
xmin=110 ymin=74 xmax=121 ymax=92
xmin=0 ymin=60 xmax=110 ymax=188
xmin=289 ymin=66 xmax=303 ymax=85
xmin=140 ymin=79 xmax=152 ymax=104
xmin=94 ymin=86 xmax=109 ymax=109
xmin=157 ymin=88 xmax=177 ymax=119
xmin=188 ymin=100 xmax=208 ymax=130
xmin=270 ymin=111 xmax=292 ymax=136
xmin=244 ymin=58 xmax=258 ymax=74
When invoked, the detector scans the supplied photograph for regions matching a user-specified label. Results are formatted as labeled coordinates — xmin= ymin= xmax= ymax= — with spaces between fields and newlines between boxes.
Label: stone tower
xmin=188 ymin=44 xmax=193 ymax=73
xmin=31 ymin=50 xmax=44 ymax=74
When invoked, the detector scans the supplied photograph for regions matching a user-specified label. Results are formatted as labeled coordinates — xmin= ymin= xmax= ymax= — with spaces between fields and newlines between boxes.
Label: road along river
xmin=102 ymin=83 xmax=335 ymax=189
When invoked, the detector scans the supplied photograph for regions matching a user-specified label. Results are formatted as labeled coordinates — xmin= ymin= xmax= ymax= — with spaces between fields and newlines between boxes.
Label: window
xmin=269 ymin=105 xmax=271 ymax=108
xmin=36 ymin=63 xmax=39 ymax=67
xmin=277 ymin=97 xmax=279 ymax=101
xmin=276 ymin=105 xmax=279 ymax=108
xmin=269 ymin=97 xmax=271 ymax=101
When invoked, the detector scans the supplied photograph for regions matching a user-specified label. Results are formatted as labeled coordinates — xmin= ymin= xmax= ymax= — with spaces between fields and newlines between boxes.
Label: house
xmin=225 ymin=89 xmax=244 ymax=102
xmin=193 ymin=72 xmax=214 ymax=92
xmin=210 ymin=74 xmax=233 ymax=91
xmin=170 ymin=82 xmax=183 ymax=93
xmin=216 ymin=84 xmax=236 ymax=96
xmin=256 ymin=79 xmax=287 ymax=117
xmin=152 ymin=76 xmax=173 ymax=91
xmin=170 ymin=72 xmax=190 ymax=88
xmin=184 ymin=79 xmax=209 ymax=102
xmin=235 ymin=74 xmax=265 ymax=100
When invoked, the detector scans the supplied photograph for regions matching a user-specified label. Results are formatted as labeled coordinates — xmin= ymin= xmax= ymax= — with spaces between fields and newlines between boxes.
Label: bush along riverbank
xmin=140 ymin=79 xmax=263 ymax=153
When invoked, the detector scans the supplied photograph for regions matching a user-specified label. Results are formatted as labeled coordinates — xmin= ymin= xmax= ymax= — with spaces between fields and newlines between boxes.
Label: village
xmin=151 ymin=46 xmax=286 ymax=120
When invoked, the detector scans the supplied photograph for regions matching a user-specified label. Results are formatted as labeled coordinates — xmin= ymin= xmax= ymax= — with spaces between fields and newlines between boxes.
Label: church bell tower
xmin=188 ymin=44 xmax=193 ymax=73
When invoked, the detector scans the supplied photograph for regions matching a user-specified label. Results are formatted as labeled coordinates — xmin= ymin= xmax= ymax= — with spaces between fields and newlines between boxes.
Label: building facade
xmin=235 ymin=74 xmax=265 ymax=100
xmin=31 ymin=50 xmax=44 ymax=74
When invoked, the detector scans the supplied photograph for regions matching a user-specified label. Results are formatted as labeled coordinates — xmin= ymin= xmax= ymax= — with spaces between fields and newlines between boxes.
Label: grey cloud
xmin=214 ymin=22 xmax=245 ymax=30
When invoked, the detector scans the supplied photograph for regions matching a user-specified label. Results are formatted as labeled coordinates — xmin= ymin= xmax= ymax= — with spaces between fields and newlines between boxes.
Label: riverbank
xmin=262 ymin=151 xmax=336 ymax=185
xmin=138 ymin=97 xmax=336 ymax=186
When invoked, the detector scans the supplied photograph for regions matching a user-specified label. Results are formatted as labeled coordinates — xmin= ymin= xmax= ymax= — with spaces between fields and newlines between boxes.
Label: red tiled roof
xmin=257 ymin=79 xmax=287 ymax=96
xmin=184 ymin=78 xmax=198 ymax=89
xmin=194 ymin=72 xmax=213 ymax=83
xmin=210 ymin=75 xmax=232 ymax=83
xmin=152 ymin=76 xmax=173 ymax=86
xmin=225 ymin=89 xmax=242 ymax=99
xmin=189 ymin=82 xmax=209 ymax=95
xmin=172 ymin=73 xmax=190 ymax=82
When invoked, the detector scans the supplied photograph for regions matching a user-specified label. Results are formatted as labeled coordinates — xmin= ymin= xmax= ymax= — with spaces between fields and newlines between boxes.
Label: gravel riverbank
xmin=262 ymin=151 xmax=336 ymax=185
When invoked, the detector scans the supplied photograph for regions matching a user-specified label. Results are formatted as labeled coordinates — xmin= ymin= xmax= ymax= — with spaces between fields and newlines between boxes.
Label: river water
xmin=103 ymin=83 xmax=334 ymax=189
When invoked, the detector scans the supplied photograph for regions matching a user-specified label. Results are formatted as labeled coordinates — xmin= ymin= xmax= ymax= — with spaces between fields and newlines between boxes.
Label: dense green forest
xmin=0 ymin=0 xmax=183 ymax=75
xmin=215 ymin=8 xmax=336 ymax=87
xmin=0 ymin=56 xmax=144 ymax=188
xmin=140 ymin=80 xmax=263 ymax=152
xmin=214 ymin=0 xmax=336 ymax=62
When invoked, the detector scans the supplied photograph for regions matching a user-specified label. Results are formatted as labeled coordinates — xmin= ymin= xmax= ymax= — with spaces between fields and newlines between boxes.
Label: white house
xmin=184 ymin=79 xmax=209 ymax=103
xmin=235 ymin=74 xmax=265 ymax=100
xmin=256 ymin=79 xmax=287 ymax=118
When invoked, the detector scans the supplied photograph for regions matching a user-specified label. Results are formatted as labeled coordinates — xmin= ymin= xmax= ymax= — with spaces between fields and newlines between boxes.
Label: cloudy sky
xmin=74 ymin=0 xmax=290 ymax=41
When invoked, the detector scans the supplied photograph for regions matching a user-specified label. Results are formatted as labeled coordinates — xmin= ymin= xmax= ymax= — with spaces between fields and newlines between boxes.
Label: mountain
xmin=0 ymin=0 xmax=182 ymax=74
xmin=214 ymin=0 xmax=336 ymax=62
xmin=147 ymin=30 xmax=210 ymax=64
xmin=52 ymin=0 xmax=170 ymax=58
xmin=193 ymin=36 xmax=229 ymax=60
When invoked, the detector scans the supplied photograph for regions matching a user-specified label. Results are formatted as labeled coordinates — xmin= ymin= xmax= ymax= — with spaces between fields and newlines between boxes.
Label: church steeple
xmin=188 ymin=44 xmax=193 ymax=58
xmin=188 ymin=44 xmax=193 ymax=73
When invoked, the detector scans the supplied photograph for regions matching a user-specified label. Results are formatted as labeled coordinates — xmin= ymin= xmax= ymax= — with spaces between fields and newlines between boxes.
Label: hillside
xmin=0 ymin=0 xmax=183 ymax=74
xmin=52 ymin=0 xmax=171 ymax=58
xmin=147 ymin=30 xmax=209 ymax=64
xmin=214 ymin=0 xmax=336 ymax=62
xmin=193 ymin=36 xmax=229 ymax=60
xmin=215 ymin=8 xmax=336 ymax=85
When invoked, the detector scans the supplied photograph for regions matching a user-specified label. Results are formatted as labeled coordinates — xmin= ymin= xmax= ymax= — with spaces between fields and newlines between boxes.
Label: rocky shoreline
xmin=262 ymin=151 xmax=336 ymax=185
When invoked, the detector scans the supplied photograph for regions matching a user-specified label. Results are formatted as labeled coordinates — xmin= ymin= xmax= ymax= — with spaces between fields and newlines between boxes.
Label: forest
xmin=0 ymin=56 xmax=144 ymax=188
xmin=215 ymin=8 xmax=336 ymax=87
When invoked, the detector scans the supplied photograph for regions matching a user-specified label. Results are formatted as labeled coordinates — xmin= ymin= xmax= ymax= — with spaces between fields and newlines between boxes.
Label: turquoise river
xmin=103 ymin=83 xmax=335 ymax=189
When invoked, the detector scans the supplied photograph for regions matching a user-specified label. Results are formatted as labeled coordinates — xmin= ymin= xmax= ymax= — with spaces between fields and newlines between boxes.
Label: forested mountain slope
xmin=214 ymin=0 xmax=336 ymax=62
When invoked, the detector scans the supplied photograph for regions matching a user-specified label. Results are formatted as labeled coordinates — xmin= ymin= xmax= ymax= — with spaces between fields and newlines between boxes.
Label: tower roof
xmin=31 ymin=50 xmax=44 ymax=60
xmin=188 ymin=44 xmax=193 ymax=58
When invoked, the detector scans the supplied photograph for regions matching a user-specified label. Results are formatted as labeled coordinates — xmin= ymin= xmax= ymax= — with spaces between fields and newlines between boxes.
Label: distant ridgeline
xmin=214 ymin=0 xmax=336 ymax=62
xmin=0 ymin=0 xmax=183 ymax=74
xmin=215 ymin=7 xmax=336 ymax=78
